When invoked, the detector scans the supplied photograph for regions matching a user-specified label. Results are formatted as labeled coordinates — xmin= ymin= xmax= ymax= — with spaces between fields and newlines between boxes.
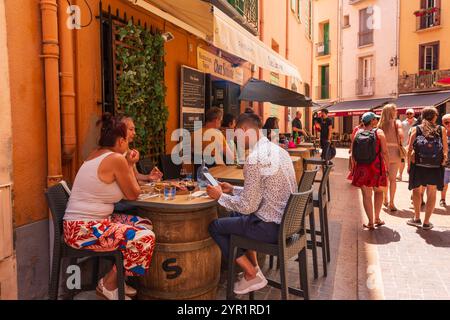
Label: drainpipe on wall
xmin=258 ymin=0 xmax=264 ymax=116
xmin=284 ymin=0 xmax=290 ymax=132
xmin=58 ymin=0 xmax=77 ymax=162
xmin=40 ymin=0 xmax=63 ymax=187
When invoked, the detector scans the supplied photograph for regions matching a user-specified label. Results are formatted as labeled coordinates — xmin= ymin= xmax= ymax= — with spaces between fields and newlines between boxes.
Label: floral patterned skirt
xmin=63 ymin=213 xmax=156 ymax=276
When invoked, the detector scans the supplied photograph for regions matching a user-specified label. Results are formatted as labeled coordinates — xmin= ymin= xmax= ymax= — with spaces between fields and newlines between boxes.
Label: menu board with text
xmin=180 ymin=66 xmax=205 ymax=132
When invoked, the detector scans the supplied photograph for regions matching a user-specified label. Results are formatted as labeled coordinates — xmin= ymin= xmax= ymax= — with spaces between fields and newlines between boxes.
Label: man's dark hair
xmin=244 ymin=107 xmax=255 ymax=114
xmin=236 ymin=112 xmax=262 ymax=129
xmin=221 ymin=113 xmax=236 ymax=128
xmin=321 ymin=108 xmax=329 ymax=115
xmin=205 ymin=107 xmax=223 ymax=123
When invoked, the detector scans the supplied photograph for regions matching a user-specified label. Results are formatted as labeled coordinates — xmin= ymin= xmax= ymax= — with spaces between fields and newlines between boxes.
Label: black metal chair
xmin=304 ymin=160 xmax=333 ymax=276
xmin=269 ymin=167 xmax=320 ymax=279
xmin=159 ymin=154 xmax=181 ymax=180
xmin=304 ymin=158 xmax=332 ymax=202
xmin=226 ymin=188 xmax=313 ymax=300
xmin=45 ymin=182 xmax=126 ymax=300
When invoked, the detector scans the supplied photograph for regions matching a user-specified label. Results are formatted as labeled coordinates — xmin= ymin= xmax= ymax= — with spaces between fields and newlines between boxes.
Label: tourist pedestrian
xmin=351 ymin=112 xmax=389 ymax=230
xmin=398 ymin=109 xmax=417 ymax=181
xmin=407 ymin=107 xmax=448 ymax=230
xmin=439 ymin=114 xmax=450 ymax=207
xmin=378 ymin=104 xmax=403 ymax=211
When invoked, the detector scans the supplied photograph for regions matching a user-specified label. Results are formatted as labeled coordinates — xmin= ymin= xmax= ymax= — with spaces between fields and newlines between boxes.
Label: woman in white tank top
xmin=63 ymin=113 xmax=155 ymax=300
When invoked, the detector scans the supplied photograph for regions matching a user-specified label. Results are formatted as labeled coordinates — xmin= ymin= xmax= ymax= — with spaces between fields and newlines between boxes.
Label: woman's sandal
xmin=375 ymin=219 xmax=385 ymax=226
xmin=363 ymin=223 xmax=375 ymax=230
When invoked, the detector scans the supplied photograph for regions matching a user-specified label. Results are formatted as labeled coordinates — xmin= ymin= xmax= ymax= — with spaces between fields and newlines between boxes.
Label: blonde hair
xmin=442 ymin=113 xmax=450 ymax=122
xmin=378 ymin=103 xmax=398 ymax=132
xmin=420 ymin=107 xmax=439 ymax=138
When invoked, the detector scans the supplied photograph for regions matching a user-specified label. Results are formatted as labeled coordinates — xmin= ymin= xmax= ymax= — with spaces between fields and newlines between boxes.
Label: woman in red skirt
xmin=351 ymin=112 xmax=390 ymax=229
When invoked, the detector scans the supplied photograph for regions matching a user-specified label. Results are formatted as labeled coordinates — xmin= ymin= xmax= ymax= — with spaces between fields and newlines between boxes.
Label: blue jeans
xmin=208 ymin=212 xmax=279 ymax=262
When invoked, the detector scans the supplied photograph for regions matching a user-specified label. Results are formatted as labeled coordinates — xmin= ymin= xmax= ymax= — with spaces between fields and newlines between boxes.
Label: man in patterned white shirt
xmin=207 ymin=113 xmax=297 ymax=295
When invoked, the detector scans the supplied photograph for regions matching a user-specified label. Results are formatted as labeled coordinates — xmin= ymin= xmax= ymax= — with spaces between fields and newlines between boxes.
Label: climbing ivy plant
xmin=115 ymin=20 xmax=168 ymax=159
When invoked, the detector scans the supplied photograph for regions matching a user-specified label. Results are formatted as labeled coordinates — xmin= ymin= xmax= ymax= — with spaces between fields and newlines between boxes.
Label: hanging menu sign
xmin=180 ymin=66 xmax=205 ymax=131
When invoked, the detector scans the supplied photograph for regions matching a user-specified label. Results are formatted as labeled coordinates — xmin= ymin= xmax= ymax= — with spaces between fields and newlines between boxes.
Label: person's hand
xmin=219 ymin=182 xmax=233 ymax=194
xmin=148 ymin=166 xmax=163 ymax=182
xmin=206 ymin=185 xmax=223 ymax=200
xmin=126 ymin=149 xmax=140 ymax=165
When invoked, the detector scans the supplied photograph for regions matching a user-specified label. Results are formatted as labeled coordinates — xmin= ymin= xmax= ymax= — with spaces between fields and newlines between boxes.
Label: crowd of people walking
xmin=348 ymin=104 xmax=448 ymax=231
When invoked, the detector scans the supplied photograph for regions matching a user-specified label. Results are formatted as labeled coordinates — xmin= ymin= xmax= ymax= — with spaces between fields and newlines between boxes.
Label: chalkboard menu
xmin=182 ymin=113 xmax=204 ymax=132
xmin=180 ymin=66 xmax=206 ymax=132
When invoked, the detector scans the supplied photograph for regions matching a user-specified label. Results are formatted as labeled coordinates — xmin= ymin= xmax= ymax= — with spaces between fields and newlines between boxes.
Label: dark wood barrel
xmin=136 ymin=198 xmax=221 ymax=300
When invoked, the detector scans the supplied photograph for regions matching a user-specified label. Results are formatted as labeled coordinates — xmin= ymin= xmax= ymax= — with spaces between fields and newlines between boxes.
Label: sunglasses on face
xmin=406 ymin=113 xmax=414 ymax=116
xmin=444 ymin=121 xmax=450 ymax=125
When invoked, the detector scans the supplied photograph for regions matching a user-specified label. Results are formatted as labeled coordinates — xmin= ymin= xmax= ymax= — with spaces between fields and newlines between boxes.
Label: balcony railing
xmin=416 ymin=8 xmax=441 ymax=30
xmin=358 ymin=30 xmax=373 ymax=47
xmin=227 ymin=0 xmax=258 ymax=32
xmin=316 ymin=41 xmax=330 ymax=57
xmin=316 ymin=85 xmax=331 ymax=100
xmin=356 ymin=77 xmax=375 ymax=96
xmin=398 ymin=69 xmax=450 ymax=94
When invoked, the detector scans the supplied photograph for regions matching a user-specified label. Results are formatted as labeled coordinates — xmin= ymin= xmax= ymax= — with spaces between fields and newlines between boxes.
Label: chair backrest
xmin=298 ymin=166 xmax=319 ymax=192
xmin=318 ymin=164 xmax=333 ymax=199
xmin=45 ymin=182 xmax=70 ymax=247
xmin=280 ymin=188 xmax=314 ymax=242
xmin=159 ymin=154 xmax=181 ymax=180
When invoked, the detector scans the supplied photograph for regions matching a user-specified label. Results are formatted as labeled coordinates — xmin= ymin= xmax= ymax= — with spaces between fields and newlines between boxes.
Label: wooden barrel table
xmin=287 ymin=147 xmax=312 ymax=179
xmin=124 ymin=195 xmax=220 ymax=300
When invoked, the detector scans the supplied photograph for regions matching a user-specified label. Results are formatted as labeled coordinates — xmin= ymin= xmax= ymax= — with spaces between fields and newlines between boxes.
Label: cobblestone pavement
xmin=217 ymin=148 xmax=450 ymax=300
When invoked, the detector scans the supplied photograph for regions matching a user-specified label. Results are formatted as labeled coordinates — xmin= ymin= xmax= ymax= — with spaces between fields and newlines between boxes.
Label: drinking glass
xmin=186 ymin=180 xmax=195 ymax=200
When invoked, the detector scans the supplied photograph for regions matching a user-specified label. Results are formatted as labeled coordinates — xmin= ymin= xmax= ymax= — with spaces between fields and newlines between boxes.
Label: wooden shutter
xmin=419 ymin=45 xmax=425 ymax=70
xmin=434 ymin=42 xmax=440 ymax=70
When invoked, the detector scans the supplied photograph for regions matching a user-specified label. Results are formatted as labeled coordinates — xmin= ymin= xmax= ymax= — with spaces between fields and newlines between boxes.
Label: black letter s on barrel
xmin=162 ymin=258 xmax=182 ymax=279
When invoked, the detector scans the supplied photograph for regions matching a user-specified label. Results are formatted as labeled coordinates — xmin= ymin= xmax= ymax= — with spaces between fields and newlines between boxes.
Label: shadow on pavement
xmin=361 ymin=225 xmax=401 ymax=245
xmin=416 ymin=228 xmax=450 ymax=248
xmin=383 ymin=208 xmax=413 ymax=219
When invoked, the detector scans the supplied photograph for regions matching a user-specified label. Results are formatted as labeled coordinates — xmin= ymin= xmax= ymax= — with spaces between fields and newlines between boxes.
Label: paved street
xmin=217 ymin=148 xmax=450 ymax=300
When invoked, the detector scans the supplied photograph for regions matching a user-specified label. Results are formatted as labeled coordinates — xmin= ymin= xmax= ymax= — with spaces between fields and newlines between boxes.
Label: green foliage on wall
xmin=116 ymin=21 xmax=168 ymax=158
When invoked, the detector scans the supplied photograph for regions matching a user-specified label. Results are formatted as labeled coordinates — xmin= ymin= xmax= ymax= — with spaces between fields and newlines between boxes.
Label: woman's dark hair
xmin=96 ymin=113 xmax=128 ymax=147
xmin=221 ymin=113 xmax=236 ymax=128
xmin=263 ymin=117 xmax=279 ymax=130
xmin=262 ymin=117 xmax=279 ymax=141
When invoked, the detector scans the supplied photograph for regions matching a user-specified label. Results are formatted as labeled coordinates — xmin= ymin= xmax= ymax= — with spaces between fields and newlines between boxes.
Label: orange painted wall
xmin=73 ymin=0 xmax=209 ymax=169
xmin=5 ymin=1 xmax=48 ymax=227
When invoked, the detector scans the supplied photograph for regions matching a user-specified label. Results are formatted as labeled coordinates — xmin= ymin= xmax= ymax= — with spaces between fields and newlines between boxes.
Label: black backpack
xmin=353 ymin=129 xmax=378 ymax=164
xmin=413 ymin=125 xmax=443 ymax=168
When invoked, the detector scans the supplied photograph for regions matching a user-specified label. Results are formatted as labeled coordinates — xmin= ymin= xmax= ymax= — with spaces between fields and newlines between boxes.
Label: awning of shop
xmin=137 ymin=1 xmax=302 ymax=80
xmin=379 ymin=91 xmax=450 ymax=115
xmin=211 ymin=8 xmax=302 ymax=80
xmin=326 ymin=98 xmax=393 ymax=117
xmin=239 ymin=79 xmax=312 ymax=107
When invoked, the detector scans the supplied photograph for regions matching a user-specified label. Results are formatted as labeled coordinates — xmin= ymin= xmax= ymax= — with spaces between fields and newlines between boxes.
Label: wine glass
xmin=186 ymin=180 xmax=195 ymax=200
